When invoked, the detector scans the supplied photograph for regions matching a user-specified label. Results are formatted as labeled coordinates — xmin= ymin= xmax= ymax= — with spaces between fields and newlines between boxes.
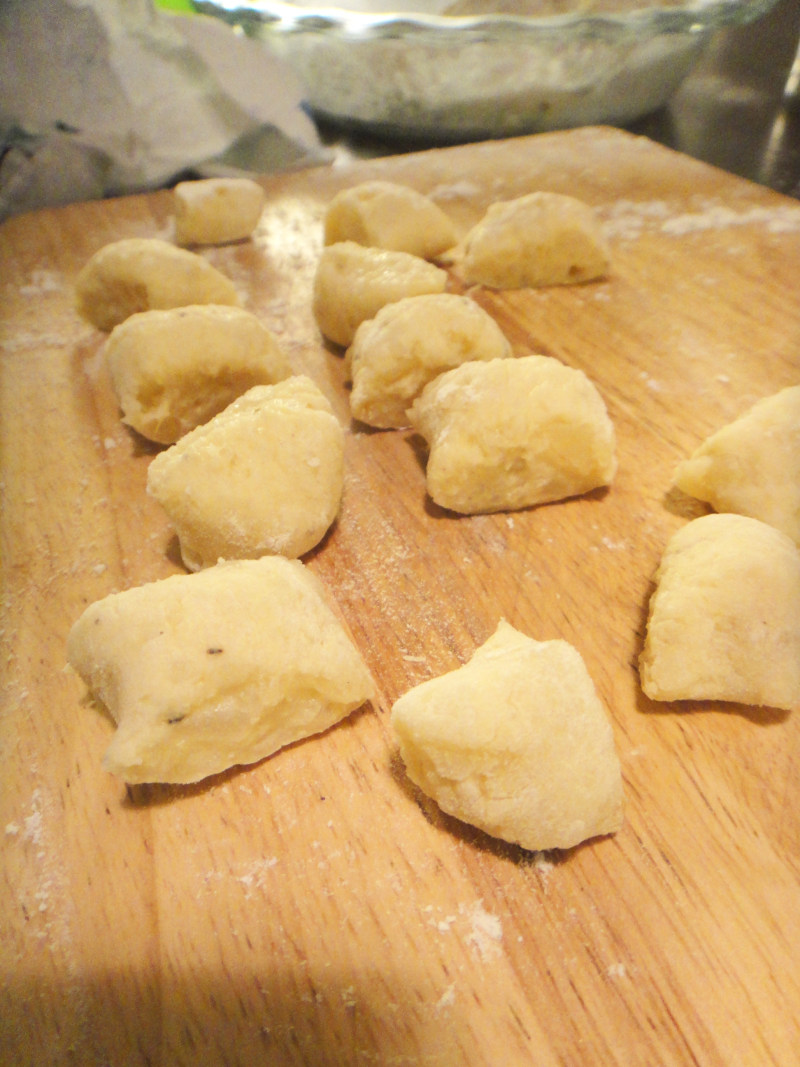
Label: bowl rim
xmin=191 ymin=0 xmax=781 ymax=38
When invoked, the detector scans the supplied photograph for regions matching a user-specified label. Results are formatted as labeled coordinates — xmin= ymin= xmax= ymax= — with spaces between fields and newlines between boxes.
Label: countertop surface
xmin=321 ymin=0 xmax=800 ymax=199
xmin=2 ymin=125 xmax=799 ymax=1067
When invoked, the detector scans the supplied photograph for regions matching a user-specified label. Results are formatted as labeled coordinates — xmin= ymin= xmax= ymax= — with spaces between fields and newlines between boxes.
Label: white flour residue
xmin=601 ymin=198 xmax=673 ymax=240
xmin=428 ymin=179 xmax=483 ymax=202
xmin=464 ymin=900 xmax=503 ymax=961
xmin=18 ymin=269 xmax=63 ymax=297
xmin=601 ymin=196 xmax=800 ymax=241
xmin=435 ymin=983 xmax=457 ymax=1011
xmin=662 ymin=202 xmax=800 ymax=236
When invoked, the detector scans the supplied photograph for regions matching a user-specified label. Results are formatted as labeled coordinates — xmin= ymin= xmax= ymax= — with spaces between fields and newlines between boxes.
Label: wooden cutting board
xmin=1 ymin=126 xmax=799 ymax=1067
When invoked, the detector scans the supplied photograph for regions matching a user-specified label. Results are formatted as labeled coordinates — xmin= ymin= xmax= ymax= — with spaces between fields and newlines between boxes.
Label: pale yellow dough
xmin=106 ymin=304 xmax=293 ymax=444
xmin=391 ymin=620 xmax=623 ymax=851
xmin=409 ymin=354 xmax=616 ymax=514
xmin=324 ymin=181 xmax=458 ymax=259
xmin=347 ymin=293 xmax=512 ymax=429
xmin=448 ymin=191 xmax=610 ymax=289
xmin=174 ymin=177 xmax=266 ymax=245
xmin=673 ymin=385 xmax=800 ymax=544
xmin=639 ymin=513 xmax=800 ymax=711
xmin=67 ymin=557 xmax=374 ymax=784
xmin=75 ymin=238 xmax=239 ymax=331
xmin=147 ymin=377 xmax=345 ymax=570
xmin=312 ymin=241 xmax=448 ymax=347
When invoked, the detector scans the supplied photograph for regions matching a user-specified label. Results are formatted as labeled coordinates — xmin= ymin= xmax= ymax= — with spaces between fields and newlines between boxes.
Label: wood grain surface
xmin=1 ymin=126 xmax=799 ymax=1067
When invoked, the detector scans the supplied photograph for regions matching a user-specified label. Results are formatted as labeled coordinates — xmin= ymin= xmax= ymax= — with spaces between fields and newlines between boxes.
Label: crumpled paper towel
xmin=0 ymin=0 xmax=330 ymax=220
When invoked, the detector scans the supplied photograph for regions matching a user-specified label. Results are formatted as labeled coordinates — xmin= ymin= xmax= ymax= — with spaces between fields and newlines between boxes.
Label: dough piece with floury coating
xmin=673 ymin=385 xmax=800 ymax=544
xmin=639 ymin=513 xmax=800 ymax=711
xmin=448 ymin=191 xmax=610 ymax=289
xmin=147 ymin=377 xmax=345 ymax=570
xmin=174 ymin=177 xmax=266 ymax=245
xmin=324 ymin=181 xmax=457 ymax=259
xmin=408 ymin=354 xmax=616 ymax=514
xmin=391 ymin=620 xmax=624 ymax=851
xmin=106 ymin=304 xmax=293 ymax=444
xmin=75 ymin=237 xmax=240 ymax=331
xmin=347 ymin=293 xmax=513 ymax=429
xmin=312 ymin=241 xmax=448 ymax=347
xmin=66 ymin=557 xmax=374 ymax=784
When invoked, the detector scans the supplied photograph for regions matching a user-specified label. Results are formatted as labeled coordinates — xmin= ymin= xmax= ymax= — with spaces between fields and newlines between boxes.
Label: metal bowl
xmin=192 ymin=0 xmax=781 ymax=140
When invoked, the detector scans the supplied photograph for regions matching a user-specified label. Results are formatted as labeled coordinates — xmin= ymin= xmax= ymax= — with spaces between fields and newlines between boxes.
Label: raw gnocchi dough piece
xmin=174 ymin=177 xmax=266 ymax=246
xmin=673 ymin=385 xmax=800 ymax=544
xmin=75 ymin=237 xmax=239 ymax=331
xmin=639 ymin=513 xmax=800 ymax=711
xmin=324 ymin=180 xmax=457 ymax=259
xmin=448 ymin=191 xmax=610 ymax=289
xmin=347 ymin=293 xmax=512 ymax=429
xmin=408 ymin=354 xmax=617 ymax=514
xmin=66 ymin=556 xmax=374 ymax=784
xmin=312 ymin=241 xmax=448 ymax=348
xmin=106 ymin=304 xmax=293 ymax=444
xmin=147 ymin=377 xmax=345 ymax=570
xmin=391 ymin=619 xmax=624 ymax=851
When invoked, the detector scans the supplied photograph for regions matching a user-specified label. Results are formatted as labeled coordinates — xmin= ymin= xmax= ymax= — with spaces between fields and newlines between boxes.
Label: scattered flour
xmin=601 ymin=196 xmax=800 ymax=241
xmin=18 ymin=269 xmax=63 ymax=297
xmin=464 ymin=900 xmax=503 ymax=961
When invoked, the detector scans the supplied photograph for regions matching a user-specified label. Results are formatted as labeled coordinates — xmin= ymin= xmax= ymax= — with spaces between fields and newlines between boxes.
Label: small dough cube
xmin=639 ymin=513 xmax=800 ymax=711
xmin=673 ymin=385 xmax=800 ymax=544
xmin=66 ymin=556 xmax=374 ymax=784
xmin=75 ymin=237 xmax=239 ymax=331
xmin=106 ymin=304 xmax=293 ymax=444
xmin=408 ymin=354 xmax=617 ymax=514
xmin=147 ymin=377 xmax=345 ymax=570
xmin=312 ymin=241 xmax=448 ymax=348
xmin=449 ymin=191 xmax=610 ymax=289
xmin=324 ymin=181 xmax=457 ymax=259
xmin=347 ymin=293 xmax=512 ymax=429
xmin=391 ymin=619 xmax=624 ymax=851
xmin=174 ymin=177 xmax=266 ymax=246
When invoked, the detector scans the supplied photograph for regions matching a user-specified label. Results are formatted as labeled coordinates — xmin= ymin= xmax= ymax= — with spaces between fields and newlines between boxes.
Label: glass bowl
xmin=191 ymin=0 xmax=781 ymax=140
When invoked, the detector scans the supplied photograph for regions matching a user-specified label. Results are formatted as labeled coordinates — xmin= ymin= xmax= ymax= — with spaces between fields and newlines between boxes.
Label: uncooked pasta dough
xmin=67 ymin=557 xmax=374 ymax=784
xmin=147 ymin=377 xmax=345 ymax=569
xmin=391 ymin=619 xmax=624 ymax=851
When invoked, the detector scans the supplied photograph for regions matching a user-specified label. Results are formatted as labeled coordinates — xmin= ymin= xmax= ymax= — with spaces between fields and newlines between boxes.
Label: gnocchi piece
xmin=75 ymin=237 xmax=239 ymax=331
xmin=66 ymin=556 xmax=374 ymax=784
xmin=448 ymin=191 xmax=610 ymax=289
xmin=673 ymin=385 xmax=800 ymax=544
xmin=147 ymin=377 xmax=345 ymax=570
xmin=391 ymin=619 xmax=624 ymax=851
xmin=347 ymin=293 xmax=512 ymax=429
xmin=408 ymin=354 xmax=616 ymax=514
xmin=106 ymin=304 xmax=293 ymax=444
xmin=312 ymin=241 xmax=448 ymax=348
xmin=639 ymin=513 xmax=800 ymax=711
xmin=324 ymin=180 xmax=457 ymax=259
xmin=174 ymin=177 xmax=266 ymax=246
